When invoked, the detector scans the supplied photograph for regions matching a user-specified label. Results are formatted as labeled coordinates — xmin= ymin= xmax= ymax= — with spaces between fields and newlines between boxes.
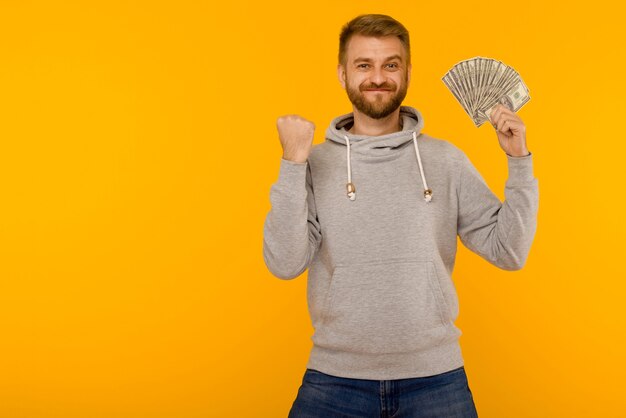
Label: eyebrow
xmin=353 ymin=54 xmax=403 ymax=64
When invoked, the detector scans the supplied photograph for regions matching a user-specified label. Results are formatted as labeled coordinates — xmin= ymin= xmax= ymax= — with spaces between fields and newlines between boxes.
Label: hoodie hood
xmin=325 ymin=105 xmax=425 ymax=150
xmin=324 ymin=105 xmax=433 ymax=203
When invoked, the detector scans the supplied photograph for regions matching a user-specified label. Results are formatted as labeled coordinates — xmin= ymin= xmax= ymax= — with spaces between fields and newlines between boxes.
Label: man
xmin=263 ymin=14 xmax=538 ymax=418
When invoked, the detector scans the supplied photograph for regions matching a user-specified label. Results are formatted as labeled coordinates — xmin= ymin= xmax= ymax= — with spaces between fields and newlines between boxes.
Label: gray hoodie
xmin=262 ymin=105 xmax=539 ymax=380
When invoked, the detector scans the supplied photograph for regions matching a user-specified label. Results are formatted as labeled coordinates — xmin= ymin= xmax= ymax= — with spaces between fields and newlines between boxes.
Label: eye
xmin=357 ymin=64 xmax=369 ymax=69
xmin=386 ymin=63 xmax=399 ymax=69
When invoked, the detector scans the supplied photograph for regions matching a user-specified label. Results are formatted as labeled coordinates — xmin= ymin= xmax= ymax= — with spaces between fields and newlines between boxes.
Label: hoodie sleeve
xmin=456 ymin=151 xmax=539 ymax=271
xmin=262 ymin=157 xmax=322 ymax=280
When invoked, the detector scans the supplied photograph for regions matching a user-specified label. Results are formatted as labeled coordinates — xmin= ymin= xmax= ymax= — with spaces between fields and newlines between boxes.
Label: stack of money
xmin=442 ymin=57 xmax=530 ymax=127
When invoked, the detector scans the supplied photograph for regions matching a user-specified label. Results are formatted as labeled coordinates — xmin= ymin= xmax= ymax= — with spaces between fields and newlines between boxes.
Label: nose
xmin=370 ymin=67 xmax=386 ymax=86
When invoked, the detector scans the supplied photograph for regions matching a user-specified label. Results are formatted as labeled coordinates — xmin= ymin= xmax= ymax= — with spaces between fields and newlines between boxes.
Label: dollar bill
xmin=442 ymin=57 xmax=530 ymax=127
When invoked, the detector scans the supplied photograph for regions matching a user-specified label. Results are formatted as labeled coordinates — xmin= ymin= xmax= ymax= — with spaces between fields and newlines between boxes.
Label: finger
xmin=499 ymin=119 xmax=524 ymax=135
xmin=495 ymin=115 xmax=515 ymax=132
xmin=498 ymin=119 xmax=512 ymax=135
xmin=489 ymin=104 xmax=506 ymax=124
xmin=493 ymin=113 xmax=507 ymax=130
xmin=494 ymin=111 xmax=521 ymax=130
xmin=499 ymin=108 xmax=519 ymax=122
xmin=491 ymin=104 xmax=519 ymax=125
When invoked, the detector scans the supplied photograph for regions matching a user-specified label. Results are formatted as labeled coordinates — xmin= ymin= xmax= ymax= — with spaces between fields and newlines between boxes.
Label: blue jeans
xmin=288 ymin=366 xmax=479 ymax=418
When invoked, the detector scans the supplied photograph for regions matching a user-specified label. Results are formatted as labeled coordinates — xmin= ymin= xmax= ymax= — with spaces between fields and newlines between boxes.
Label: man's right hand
xmin=276 ymin=115 xmax=315 ymax=164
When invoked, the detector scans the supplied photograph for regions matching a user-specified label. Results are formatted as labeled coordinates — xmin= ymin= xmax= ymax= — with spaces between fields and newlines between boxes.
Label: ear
xmin=337 ymin=64 xmax=346 ymax=89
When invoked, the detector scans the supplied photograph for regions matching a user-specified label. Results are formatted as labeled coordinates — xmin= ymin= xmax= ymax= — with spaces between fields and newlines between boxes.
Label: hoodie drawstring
xmin=344 ymin=135 xmax=356 ymax=200
xmin=412 ymin=132 xmax=433 ymax=202
xmin=343 ymin=133 xmax=432 ymax=203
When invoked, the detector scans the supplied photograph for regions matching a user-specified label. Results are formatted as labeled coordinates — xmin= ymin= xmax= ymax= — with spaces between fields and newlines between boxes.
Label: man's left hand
xmin=490 ymin=104 xmax=529 ymax=157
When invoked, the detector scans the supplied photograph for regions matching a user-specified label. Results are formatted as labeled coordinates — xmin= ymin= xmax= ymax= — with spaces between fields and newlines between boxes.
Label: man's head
xmin=337 ymin=14 xmax=412 ymax=119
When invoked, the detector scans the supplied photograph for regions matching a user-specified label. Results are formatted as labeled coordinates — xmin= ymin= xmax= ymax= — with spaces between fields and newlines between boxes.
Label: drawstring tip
xmin=347 ymin=182 xmax=356 ymax=201
xmin=424 ymin=189 xmax=432 ymax=203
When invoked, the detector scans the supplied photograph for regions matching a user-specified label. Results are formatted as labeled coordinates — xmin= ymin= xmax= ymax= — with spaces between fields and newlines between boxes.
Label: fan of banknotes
xmin=442 ymin=57 xmax=530 ymax=127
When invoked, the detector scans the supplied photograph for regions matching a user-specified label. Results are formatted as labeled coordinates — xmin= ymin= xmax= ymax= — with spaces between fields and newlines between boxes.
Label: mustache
xmin=361 ymin=82 xmax=396 ymax=91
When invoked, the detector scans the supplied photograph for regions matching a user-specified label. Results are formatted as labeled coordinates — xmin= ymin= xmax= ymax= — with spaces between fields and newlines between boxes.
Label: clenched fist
xmin=276 ymin=115 xmax=315 ymax=164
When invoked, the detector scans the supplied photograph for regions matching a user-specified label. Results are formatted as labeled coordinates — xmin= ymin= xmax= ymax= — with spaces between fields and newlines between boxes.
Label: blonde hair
xmin=338 ymin=14 xmax=411 ymax=67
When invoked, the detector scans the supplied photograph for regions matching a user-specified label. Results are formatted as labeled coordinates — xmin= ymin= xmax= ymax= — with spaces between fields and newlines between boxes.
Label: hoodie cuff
xmin=275 ymin=157 xmax=308 ymax=190
xmin=281 ymin=157 xmax=308 ymax=167
xmin=280 ymin=157 xmax=308 ymax=176
xmin=505 ymin=152 xmax=535 ymax=186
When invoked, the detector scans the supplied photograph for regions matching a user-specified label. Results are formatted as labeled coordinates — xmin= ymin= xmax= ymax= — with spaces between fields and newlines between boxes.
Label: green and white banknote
xmin=442 ymin=57 xmax=530 ymax=127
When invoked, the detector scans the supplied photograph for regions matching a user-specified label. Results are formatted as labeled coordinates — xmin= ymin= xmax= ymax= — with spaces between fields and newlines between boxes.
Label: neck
xmin=348 ymin=107 xmax=403 ymax=136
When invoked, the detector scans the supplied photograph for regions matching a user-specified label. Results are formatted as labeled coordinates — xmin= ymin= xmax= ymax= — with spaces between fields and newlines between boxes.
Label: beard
xmin=345 ymin=72 xmax=408 ymax=119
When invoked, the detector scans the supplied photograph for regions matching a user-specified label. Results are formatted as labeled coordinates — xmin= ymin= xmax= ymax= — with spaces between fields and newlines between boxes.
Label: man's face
xmin=338 ymin=35 xmax=411 ymax=119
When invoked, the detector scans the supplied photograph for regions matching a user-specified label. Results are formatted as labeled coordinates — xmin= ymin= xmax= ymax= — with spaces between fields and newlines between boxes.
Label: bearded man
xmin=263 ymin=13 xmax=538 ymax=418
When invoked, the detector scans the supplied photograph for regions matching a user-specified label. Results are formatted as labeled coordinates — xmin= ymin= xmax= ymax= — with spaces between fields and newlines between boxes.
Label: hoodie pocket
xmin=318 ymin=259 xmax=450 ymax=354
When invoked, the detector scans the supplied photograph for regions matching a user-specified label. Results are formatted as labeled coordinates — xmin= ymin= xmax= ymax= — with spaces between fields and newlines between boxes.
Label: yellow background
xmin=1 ymin=1 xmax=624 ymax=417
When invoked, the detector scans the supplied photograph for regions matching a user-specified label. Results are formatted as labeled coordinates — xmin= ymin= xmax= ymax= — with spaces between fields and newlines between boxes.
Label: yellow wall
xmin=1 ymin=1 xmax=624 ymax=416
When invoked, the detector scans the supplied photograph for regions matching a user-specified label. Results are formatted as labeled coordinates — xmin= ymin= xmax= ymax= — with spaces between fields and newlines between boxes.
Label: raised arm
xmin=457 ymin=151 xmax=539 ymax=270
xmin=262 ymin=115 xmax=322 ymax=279
xmin=457 ymin=104 xmax=539 ymax=270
